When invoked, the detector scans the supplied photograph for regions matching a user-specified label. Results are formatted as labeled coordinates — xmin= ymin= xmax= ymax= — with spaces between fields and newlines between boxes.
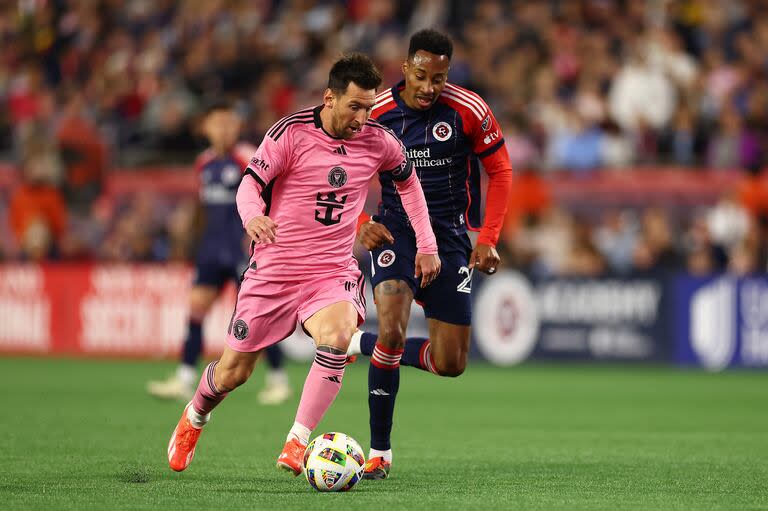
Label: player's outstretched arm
xmin=473 ymin=142 xmax=513 ymax=275
xmin=414 ymin=252 xmax=441 ymax=288
xmin=394 ymin=171 xmax=440 ymax=286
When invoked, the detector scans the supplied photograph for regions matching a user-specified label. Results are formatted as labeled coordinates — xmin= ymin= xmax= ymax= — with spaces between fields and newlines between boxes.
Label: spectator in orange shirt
xmin=56 ymin=90 xmax=107 ymax=215
xmin=8 ymin=152 xmax=67 ymax=260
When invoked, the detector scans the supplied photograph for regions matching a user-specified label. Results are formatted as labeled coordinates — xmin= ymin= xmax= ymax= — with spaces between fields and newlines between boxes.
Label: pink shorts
xmin=225 ymin=269 xmax=366 ymax=352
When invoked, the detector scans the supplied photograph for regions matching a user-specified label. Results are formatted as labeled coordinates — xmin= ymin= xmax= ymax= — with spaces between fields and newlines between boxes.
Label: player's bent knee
xmin=433 ymin=357 xmax=467 ymax=377
xmin=376 ymin=324 xmax=407 ymax=349
xmin=314 ymin=327 xmax=355 ymax=351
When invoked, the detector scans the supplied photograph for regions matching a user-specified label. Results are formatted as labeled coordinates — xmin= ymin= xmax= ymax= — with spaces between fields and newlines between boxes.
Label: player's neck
xmin=318 ymin=107 xmax=342 ymax=138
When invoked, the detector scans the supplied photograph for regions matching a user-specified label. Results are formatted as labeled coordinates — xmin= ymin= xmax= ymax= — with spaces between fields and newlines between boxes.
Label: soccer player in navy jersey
xmin=147 ymin=101 xmax=291 ymax=405
xmin=349 ymin=29 xmax=513 ymax=479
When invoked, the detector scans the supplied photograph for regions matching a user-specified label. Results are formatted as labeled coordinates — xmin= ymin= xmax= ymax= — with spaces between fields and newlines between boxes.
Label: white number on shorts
xmin=457 ymin=266 xmax=473 ymax=294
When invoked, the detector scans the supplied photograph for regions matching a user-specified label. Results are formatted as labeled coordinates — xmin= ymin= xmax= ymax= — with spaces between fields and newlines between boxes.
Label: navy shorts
xmin=368 ymin=214 xmax=474 ymax=325
xmin=193 ymin=257 xmax=246 ymax=289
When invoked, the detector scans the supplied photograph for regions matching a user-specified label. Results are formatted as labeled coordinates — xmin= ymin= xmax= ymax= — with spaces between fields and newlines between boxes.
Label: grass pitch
xmin=1 ymin=357 xmax=766 ymax=510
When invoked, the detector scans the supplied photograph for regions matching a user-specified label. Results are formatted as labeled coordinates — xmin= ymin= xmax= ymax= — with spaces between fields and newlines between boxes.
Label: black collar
xmin=312 ymin=104 xmax=343 ymax=139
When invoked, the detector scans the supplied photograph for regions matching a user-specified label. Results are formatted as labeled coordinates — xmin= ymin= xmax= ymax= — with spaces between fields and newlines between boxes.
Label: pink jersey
xmin=238 ymin=105 xmax=437 ymax=282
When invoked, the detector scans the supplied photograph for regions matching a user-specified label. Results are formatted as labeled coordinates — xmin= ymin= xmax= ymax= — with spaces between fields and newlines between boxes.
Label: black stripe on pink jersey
xmin=356 ymin=272 xmax=366 ymax=310
xmin=244 ymin=169 xmax=266 ymax=188
xmin=266 ymin=108 xmax=315 ymax=139
xmin=272 ymin=118 xmax=315 ymax=141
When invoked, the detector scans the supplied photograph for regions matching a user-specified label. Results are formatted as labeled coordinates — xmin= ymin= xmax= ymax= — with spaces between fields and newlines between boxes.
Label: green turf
xmin=0 ymin=357 xmax=766 ymax=510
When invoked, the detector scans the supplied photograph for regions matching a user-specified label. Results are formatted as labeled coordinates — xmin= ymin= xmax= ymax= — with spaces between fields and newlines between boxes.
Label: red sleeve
xmin=356 ymin=211 xmax=372 ymax=234
xmin=478 ymin=144 xmax=513 ymax=247
xmin=446 ymin=85 xmax=512 ymax=246
xmin=443 ymin=84 xmax=505 ymax=158
xmin=441 ymin=85 xmax=512 ymax=245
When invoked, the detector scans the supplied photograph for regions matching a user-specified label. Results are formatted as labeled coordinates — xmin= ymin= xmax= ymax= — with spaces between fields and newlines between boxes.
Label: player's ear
xmin=323 ymin=88 xmax=335 ymax=109
xmin=401 ymin=59 xmax=409 ymax=77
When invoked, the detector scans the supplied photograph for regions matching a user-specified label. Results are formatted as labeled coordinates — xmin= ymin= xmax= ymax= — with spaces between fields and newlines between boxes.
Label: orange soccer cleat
xmin=276 ymin=438 xmax=307 ymax=476
xmin=167 ymin=402 xmax=203 ymax=472
xmin=363 ymin=456 xmax=391 ymax=480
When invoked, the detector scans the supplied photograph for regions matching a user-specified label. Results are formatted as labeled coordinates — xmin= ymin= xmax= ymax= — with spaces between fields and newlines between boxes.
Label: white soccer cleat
xmin=257 ymin=381 xmax=292 ymax=405
xmin=147 ymin=375 xmax=194 ymax=401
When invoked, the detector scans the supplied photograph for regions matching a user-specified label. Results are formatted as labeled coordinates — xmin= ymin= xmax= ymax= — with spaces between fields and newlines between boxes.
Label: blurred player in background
xmin=166 ymin=54 xmax=440 ymax=475
xmin=147 ymin=101 xmax=291 ymax=405
xmin=350 ymin=29 xmax=513 ymax=479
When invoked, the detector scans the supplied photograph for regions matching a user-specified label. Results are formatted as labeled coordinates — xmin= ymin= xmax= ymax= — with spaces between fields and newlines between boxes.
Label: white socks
xmin=266 ymin=369 xmax=289 ymax=387
xmin=348 ymin=329 xmax=363 ymax=356
xmin=287 ymin=422 xmax=311 ymax=445
xmin=369 ymin=448 xmax=392 ymax=463
xmin=186 ymin=404 xmax=210 ymax=429
xmin=177 ymin=364 xmax=198 ymax=387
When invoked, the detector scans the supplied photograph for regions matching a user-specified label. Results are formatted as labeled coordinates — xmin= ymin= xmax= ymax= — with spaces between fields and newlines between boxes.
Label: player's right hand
xmin=415 ymin=252 xmax=441 ymax=288
xmin=357 ymin=220 xmax=394 ymax=250
xmin=246 ymin=216 xmax=278 ymax=244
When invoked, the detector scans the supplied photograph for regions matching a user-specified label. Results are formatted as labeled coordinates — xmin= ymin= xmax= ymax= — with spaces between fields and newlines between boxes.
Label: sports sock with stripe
xmin=368 ymin=342 xmax=403 ymax=451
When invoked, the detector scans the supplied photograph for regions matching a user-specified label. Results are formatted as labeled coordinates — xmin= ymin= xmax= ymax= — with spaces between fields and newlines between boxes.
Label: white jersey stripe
xmin=441 ymin=90 xmax=483 ymax=119
xmin=374 ymin=91 xmax=393 ymax=104
xmin=445 ymin=84 xmax=487 ymax=114
xmin=373 ymin=96 xmax=395 ymax=112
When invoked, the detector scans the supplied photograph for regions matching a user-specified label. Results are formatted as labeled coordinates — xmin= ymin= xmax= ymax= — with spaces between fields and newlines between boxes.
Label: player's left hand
xmin=415 ymin=252 xmax=441 ymax=288
xmin=357 ymin=220 xmax=394 ymax=250
xmin=469 ymin=243 xmax=500 ymax=275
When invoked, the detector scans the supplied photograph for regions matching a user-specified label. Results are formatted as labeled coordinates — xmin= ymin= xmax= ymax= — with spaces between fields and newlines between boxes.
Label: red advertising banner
xmin=0 ymin=264 xmax=237 ymax=358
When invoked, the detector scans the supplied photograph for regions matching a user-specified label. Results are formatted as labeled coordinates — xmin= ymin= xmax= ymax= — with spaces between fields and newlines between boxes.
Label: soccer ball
xmin=302 ymin=432 xmax=365 ymax=492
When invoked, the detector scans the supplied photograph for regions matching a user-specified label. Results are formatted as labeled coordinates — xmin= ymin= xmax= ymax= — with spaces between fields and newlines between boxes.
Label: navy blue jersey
xmin=371 ymin=81 xmax=505 ymax=237
xmin=195 ymin=143 xmax=255 ymax=266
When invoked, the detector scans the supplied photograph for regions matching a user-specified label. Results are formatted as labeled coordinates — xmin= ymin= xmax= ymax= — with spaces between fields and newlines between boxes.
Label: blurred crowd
xmin=2 ymin=0 xmax=768 ymax=276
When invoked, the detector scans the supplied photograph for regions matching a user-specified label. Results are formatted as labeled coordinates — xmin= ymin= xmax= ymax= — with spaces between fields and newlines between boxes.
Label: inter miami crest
xmin=328 ymin=166 xmax=347 ymax=188
xmin=233 ymin=319 xmax=249 ymax=340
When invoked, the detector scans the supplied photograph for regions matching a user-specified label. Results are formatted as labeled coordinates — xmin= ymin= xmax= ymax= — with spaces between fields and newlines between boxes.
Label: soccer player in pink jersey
xmin=166 ymin=53 xmax=441 ymax=476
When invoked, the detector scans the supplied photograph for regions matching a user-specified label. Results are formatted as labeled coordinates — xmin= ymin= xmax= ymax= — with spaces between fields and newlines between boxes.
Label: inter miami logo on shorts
xmin=328 ymin=166 xmax=347 ymax=188
xmin=377 ymin=249 xmax=396 ymax=267
xmin=432 ymin=121 xmax=452 ymax=142
xmin=233 ymin=319 xmax=249 ymax=340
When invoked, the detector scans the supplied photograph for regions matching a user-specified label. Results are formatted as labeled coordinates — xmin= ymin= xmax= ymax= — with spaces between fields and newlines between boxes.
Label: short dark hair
xmin=327 ymin=53 xmax=382 ymax=94
xmin=202 ymin=99 xmax=235 ymax=116
xmin=408 ymin=29 xmax=453 ymax=60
